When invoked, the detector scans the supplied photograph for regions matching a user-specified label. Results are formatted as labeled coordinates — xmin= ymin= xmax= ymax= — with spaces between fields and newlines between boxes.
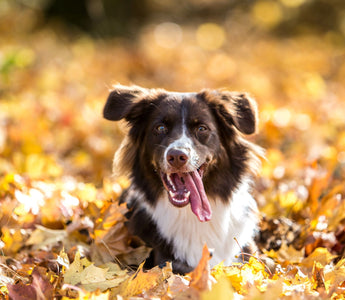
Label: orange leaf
xmin=307 ymin=169 xmax=331 ymax=215
xmin=114 ymin=261 xmax=172 ymax=298
xmin=189 ymin=244 xmax=212 ymax=292
xmin=301 ymin=247 xmax=337 ymax=269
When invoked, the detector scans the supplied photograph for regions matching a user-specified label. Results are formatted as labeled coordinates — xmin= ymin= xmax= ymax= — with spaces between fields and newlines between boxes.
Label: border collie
xmin=103 ymin=84 xmax=262 ymax=274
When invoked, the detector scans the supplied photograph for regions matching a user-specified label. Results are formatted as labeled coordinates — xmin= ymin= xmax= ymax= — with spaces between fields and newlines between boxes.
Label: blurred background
xmin=1 ymin=0 xmax=345 ymax=215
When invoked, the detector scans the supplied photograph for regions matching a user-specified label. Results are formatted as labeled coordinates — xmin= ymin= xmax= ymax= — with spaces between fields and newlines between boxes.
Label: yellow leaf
xmin=301 ymin=247 xmax=337 ymax=268
xmin=275 ymin=243 xmax=304 ymax=264
xmin=1 ymin=227 xmax=25 ymax=254
xmin=211 ymin=262 xmax=225 ymax=280
xmin=324 ymin=258 xmax=345 ymax=294
xmin=26 ymin=225 xmax=67 ymax=249
xmin=247 ymin=256 xmax=267 ymax=274
xmin=64 ymin=252 xmax=86 ymax=285
xmin=201 ymin=276 xmax=234 ymax=300
xmin=80 ymin=264 xmax=108 ymax=284
xmin=224 ymin=266 xmax=243 ymax=293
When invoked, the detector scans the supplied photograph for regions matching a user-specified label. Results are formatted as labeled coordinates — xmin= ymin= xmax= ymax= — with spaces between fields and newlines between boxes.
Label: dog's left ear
xmin=208 ymin=91 xmax=258 ymax=135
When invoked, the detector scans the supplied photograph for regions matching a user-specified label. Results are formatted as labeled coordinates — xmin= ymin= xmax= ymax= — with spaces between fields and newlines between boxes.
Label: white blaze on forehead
xmin=163 ymin=105 xmax=199 ymax=170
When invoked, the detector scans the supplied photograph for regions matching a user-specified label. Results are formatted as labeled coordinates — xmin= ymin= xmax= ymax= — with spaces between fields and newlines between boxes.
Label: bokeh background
xmin=1 ymin=0 xmax=345 ymax=215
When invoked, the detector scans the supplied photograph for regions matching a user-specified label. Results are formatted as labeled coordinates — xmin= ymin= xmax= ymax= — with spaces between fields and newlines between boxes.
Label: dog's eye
xmin=197 ymin=125 xmax=208 ymax=132
xmin=155 ymin=124 xmax=168 ymax=134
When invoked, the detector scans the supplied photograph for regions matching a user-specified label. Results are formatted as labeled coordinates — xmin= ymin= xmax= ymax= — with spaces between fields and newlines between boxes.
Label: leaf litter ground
xmin=1 ymin=8 xmax=345 ymax=300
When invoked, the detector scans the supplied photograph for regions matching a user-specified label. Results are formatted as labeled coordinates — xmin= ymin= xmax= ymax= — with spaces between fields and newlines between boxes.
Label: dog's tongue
xmin=181 ymin=171 xmax=212 ymax=222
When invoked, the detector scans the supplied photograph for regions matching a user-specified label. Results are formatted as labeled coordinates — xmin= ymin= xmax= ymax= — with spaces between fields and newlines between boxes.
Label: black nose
xmin=167 ymin=149 xmax=188 ymax=169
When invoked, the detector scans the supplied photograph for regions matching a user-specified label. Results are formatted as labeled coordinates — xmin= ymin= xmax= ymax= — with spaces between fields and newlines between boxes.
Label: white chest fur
xmin=145 ymin=182 xmax=259 ymax=268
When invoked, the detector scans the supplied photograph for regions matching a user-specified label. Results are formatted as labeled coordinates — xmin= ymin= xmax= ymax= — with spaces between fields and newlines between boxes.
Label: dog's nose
xmin=167 ymin=149 xmax=188 ymax=169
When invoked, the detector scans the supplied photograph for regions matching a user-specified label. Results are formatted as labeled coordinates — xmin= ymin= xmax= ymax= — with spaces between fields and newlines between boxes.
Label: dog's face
xmin=104 ymin=85 xmax=259 ymax=222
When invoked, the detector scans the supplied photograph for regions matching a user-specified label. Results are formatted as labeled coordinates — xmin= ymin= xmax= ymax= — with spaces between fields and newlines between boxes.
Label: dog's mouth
xmin=160 ymin=164 xmax=212 ymax=222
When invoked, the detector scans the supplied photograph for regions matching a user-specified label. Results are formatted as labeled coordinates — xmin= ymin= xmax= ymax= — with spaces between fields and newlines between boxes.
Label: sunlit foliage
xmin=1 ymin=0 xmax=345 ymax=298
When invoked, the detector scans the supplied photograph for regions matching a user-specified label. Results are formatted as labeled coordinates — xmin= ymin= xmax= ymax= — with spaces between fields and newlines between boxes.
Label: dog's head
xmin=104 ymin=84 xmax=261 ymax=222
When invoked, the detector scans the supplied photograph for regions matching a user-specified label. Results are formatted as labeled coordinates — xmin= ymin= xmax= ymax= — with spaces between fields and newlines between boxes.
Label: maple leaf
xmin=112 ymin=261 xmax=172 ymax=298
xmin=63 ymin=251 xmax=128 ymax=293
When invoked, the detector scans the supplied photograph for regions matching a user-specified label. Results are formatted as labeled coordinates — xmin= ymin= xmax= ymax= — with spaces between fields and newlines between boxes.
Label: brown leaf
xmin=7 ymin=268 xmax=53 ymax=300
xmin=7 ymin=283 xmax=37 ymax=300
xmin=312 ymin=261 xmax=325 ymax=290
xmin=91 ymin=202 xmax=150 ymax=266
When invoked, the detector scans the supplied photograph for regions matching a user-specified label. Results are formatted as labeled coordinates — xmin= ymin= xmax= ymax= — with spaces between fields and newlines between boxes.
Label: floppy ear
xmin=103 ymin=84 xmax=148 ymax=121
xmin=208 ymin=91 xmax=258 ymax=135
xmin=221 ymin=91 xmax=258 ymax=134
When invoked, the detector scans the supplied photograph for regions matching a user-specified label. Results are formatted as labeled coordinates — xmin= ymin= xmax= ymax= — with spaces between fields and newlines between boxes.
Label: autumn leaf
xmin=91 ymin=202 xmax=151 ymax=266
xmin=300 ymin=247 xmax=337 ymax=269
xmin=112 ymin=261 xmax=172 ymax=298
xmin=306 ymin=167 xmax=331 ymax=215
xmin=189 ymin=244 xmax=213 ymax=292
xmin=7 ymin=268 xmax=53 ymax=300
xmin=201 ymin=276 xmax=234 ymax=300
xmin=26 ymin=225 xmax=67 ymax=249
xmin=63 ymin=251 xmax=128 ymax=293
xmin=64 ymin=251 xmax=89 ymax=286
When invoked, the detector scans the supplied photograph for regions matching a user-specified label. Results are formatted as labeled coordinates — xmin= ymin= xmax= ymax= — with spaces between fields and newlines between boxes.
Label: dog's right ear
xmin=103 ymin=85 xmax=148 ymax=121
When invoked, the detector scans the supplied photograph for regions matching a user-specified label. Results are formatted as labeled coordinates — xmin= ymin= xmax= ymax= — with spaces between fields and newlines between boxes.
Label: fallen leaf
xmin=63 ymin=252 xmax=128 ymax=293
xmin=275 ymin=243 xmax=304 ymax=264
xmin=113 ymin=261 xmax=172 ymax=298
xmin=91 ymin=202 xmax=150 ymax=266
xmin=80 ymin=264 xmax=128 ymax=292
xmin=300 ymin=247 xmax=337 ymax=269
xmin=312 ymin=261 xmax=325 ymax=290
xmin=7 ymin=268 xmax=53 ymax=300
xmin=80 ymin=264 xmax=108 ymax=284
xmin=189 ymin=244 xmax=212 ymax=292
xmin=201 ymin=276 xmax=234 ymax=300
xmin=307 ymin=169 xmax=331 ymax=215
xmin=26 ymin=225 xmax=67 ymax=249
xmin=64 ymin=251 xmax=88 ymax=285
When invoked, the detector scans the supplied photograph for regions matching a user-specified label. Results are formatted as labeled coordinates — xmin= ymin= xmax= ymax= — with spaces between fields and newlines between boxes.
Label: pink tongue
xmin=181 ymin=171 xmax=212 ymax=222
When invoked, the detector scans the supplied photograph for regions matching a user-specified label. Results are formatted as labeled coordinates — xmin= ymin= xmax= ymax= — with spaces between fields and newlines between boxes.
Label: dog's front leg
xmin=152 ymin=248 xmax=193 ymax=274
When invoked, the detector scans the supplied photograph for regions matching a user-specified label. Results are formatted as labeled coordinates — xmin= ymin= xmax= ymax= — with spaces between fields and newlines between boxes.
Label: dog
xmin=103 ymin=84 xmax=262 ymax=274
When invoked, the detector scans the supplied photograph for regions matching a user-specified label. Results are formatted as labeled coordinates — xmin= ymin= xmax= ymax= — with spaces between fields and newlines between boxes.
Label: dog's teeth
xmin=167 ymin=174 xmax=175 ymax=190
xmin=186 ymin=191 xmax=190 ymax=198
xmin=173 ymin=197 xmax=188 ymax=203
xmin=169 ymin=191 xmax=178 ymax=198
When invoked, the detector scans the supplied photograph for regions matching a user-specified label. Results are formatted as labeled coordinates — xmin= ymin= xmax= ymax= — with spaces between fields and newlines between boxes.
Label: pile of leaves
xmin=1 ymin=2 xmax=345 ymax=299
